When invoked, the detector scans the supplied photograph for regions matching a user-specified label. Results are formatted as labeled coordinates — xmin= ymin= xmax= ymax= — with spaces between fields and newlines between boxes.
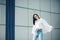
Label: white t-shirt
xmin=32 ymin=18 xmax=53 ymax=34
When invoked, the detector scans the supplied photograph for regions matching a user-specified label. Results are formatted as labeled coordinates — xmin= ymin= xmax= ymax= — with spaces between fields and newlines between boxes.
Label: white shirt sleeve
xmin=41 ymin=18 xmax=53 ymax=33
xmin=41 ymin=18 xmax=49 ymax=27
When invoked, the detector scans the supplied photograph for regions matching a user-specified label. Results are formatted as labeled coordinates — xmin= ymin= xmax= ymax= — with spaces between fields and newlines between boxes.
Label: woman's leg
xmin=39 ymin=31 xmax=43 ymax=40
xmin=33 ymin=30 xmax=39 ymax=40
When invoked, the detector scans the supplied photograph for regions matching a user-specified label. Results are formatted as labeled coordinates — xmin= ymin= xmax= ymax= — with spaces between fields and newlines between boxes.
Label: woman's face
xmin=34 ymin=15 xmax=39 ymax=20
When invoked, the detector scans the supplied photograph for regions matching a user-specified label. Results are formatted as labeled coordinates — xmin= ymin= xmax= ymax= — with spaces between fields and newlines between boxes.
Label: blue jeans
xmin=33 ymin=29 xmax=43 ymax=40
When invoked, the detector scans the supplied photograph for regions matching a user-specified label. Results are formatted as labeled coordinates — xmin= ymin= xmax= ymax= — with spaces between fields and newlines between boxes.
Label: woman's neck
xmin=36 ymin=18 xmax=40 ymax=21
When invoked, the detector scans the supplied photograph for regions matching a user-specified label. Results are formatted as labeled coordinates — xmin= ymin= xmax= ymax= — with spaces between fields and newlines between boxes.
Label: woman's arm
xmin=31 ymin=25 xmax=35 ymax=35
xmin=41 ymin=18 xmax=50 ymax=27
xmin=41 ymin=18 xmax=54 ymax=31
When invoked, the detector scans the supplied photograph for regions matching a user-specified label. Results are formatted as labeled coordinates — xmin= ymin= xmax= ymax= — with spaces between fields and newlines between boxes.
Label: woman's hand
xmin=51 ymin=26 xmax=54 ymax=30
xmin=35 ymin=27 xmax=38 ymax=30
xmin=48 ymin=26 xmax=54 ymax=30
xmin=31 ymin=31 xmax=34 ymax=35
xmin=35 ymin=27 xmax=42 ymax=30
xmin=35 ymin=27 xmax=39 ymax=30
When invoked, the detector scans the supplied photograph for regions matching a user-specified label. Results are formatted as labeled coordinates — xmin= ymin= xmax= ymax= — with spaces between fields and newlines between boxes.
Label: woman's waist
xmin=37 ymin=29 xmax=42 ymax=31
xmin=36 ymin=29 xmax=42 ymax=33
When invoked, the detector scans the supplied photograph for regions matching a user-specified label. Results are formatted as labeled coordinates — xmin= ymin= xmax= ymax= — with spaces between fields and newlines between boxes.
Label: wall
xmin=0 ymin=0 xmax=6 ymax=40
xmin=15 ymin=0 xmax=60 ymax=40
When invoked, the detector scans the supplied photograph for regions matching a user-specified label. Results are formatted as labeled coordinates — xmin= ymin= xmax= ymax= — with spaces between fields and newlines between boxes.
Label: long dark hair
xmin=33 ymin=14 xmax=40 ymax=25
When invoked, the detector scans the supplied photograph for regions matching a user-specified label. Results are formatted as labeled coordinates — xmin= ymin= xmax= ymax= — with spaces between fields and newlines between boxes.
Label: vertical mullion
xmin=6 ymin=0 xmax=15 ymax=40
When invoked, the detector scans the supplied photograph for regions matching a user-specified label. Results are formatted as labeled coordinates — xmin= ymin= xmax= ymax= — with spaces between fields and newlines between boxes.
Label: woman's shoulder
xmin=40 ymin=18 xmax=44 ymax=20
xmin=39 ymin=18 xmax=46 ymax=22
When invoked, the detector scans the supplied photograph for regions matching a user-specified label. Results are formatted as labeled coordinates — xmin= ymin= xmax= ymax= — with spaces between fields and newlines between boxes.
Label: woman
xmin=32 ymin=14 xmax=54 ymax=40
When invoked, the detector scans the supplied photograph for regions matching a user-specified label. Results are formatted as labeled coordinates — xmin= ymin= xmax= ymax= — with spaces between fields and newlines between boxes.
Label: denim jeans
xmin=33 ymin=29 xmax=43 ymax=40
